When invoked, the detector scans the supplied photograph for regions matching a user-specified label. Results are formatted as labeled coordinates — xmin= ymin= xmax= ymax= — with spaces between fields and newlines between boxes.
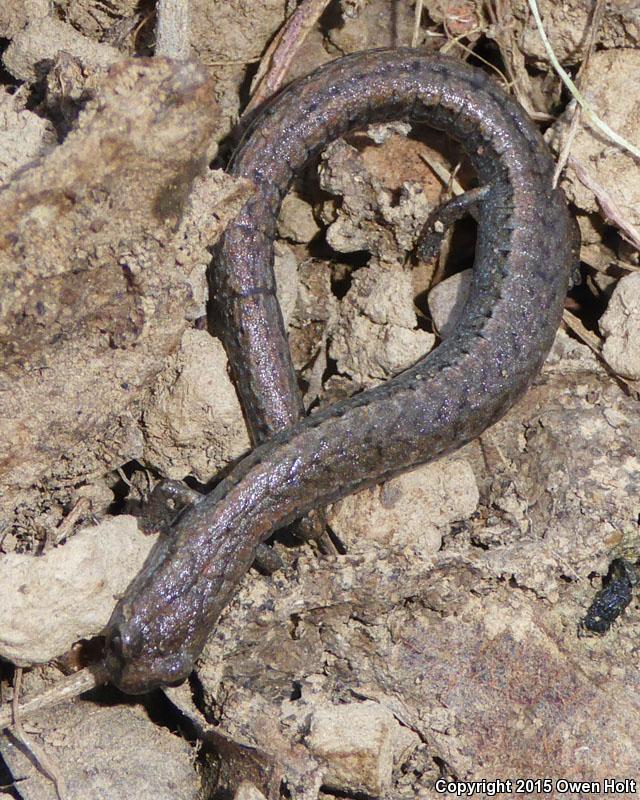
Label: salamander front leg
xmin=138 ymin=479 xmax=284 ymax=575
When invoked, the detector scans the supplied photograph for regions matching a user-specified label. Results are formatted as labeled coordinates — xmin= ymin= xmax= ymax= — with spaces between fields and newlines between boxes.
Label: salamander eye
xmin=104 ymin=623 xmax=143 ymax=667
xmin=103 ymin=624 xmax=128 ymax=687
xmin=104 ymin=624 xmax=127 ymax=668
xmin=107 ymin=629 xmax=123 ymax=659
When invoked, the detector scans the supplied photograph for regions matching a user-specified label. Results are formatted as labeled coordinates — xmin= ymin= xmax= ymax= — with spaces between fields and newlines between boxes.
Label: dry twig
xmin=552 ymin=0 xmax=605 ymax=185
xmin=562 ymin=309 xmax=602 ymax=355
xmin=485 ymin=0 xmax=552 ymax=122
xmin=6 ymin=669 xmax=74 ymax=800
xmin=527 ymin=0 xmax=640 ymax=162
xmin=0 ymin=664 xmax=108 ymax=731
xmin=245 ymin=0 xmax=332 ymax=115
xmin=155 ymin=0 xmax=190 ymax=59
xmin=568 ymin=155 xmax=640 ymax=252
xmin=411 ymin=0 xmax=424 ymax=48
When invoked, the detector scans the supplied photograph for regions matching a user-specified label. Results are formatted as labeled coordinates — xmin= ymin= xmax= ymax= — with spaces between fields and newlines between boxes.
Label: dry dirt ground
xmin=1 ymin=1 xmax=640 ymax=799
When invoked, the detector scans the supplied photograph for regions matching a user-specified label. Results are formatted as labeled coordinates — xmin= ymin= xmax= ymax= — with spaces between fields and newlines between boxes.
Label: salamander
xmin=104 ymin=48 xmax=576 ymax=693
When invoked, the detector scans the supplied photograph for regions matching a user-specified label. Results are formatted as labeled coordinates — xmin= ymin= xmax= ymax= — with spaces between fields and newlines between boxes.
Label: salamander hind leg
xmin=414 ymin=185 xmax=490 ymax=262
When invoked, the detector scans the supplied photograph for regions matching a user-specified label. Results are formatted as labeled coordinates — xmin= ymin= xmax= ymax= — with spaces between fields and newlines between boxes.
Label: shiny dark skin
xmin=104 ymin=49 xmax=576 ymax=694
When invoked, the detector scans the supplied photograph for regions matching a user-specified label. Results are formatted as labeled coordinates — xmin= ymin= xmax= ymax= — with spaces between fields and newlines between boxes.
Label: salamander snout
xmin=103 ymin=617 xmax=194 ymax=695
xmin=103 ymin=621 xmax=147 ymax=694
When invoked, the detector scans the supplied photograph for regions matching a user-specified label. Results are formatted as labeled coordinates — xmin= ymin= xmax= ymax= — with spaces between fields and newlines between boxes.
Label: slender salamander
xmin=104 ymin=48 xmax=576 ymax=693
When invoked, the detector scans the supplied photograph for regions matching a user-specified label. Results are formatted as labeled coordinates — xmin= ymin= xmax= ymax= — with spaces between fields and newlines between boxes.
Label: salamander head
xmin=103 ymin=624 xmax=193 ymax=694
xmin=103 ymin=608 xmax=196 ymax=694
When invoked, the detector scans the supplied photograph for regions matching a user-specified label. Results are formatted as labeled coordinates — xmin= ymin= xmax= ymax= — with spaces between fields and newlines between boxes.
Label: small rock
xmin=0 ymin=516 xmax=155 ymax=665
xmin=306 ymin=701 xmax=397 ymax=796
xmin=329 ymin=265 xmax=434 ymax=384
xmin=0 ymin=0 xmax=49 ymax=39
xmin=273 ymin=240 xmax=299 ymax=327
xmin=544 ymin=328 xmax=602 ymax=374
xmin=3 ymin=17 xmax=120 ymax=81
xmin=366 ymin=121 xmax=412 ymax=144
xmin=328 ymin=458 xmax=479 ymax=555
xmin=0 ymin=701 xmax=198 ymax=800
xmin=0 ymin=87 xmax=55 ymax=184
xmin=327 ymin=0 xmax=414 ymax=54
xmin=319 ymin=139 xmax=431 ymax=264
xmin=142 ymin=329 xmax=250 ymax=483
xmin=74 ymin=480 xmax=115 ymax=515
xmin=599 ymin=272 xmax=640 ymax=380
xmin=277 ymin=191 xmax=320 ymax=243
xmin=518 ymin=3 xmax=640 ymax=66
xmin=550 ymin=49 xmax=640 ymax=228
xmin=234 ymin=783 xmax=267 ymax=800
xmin=427 ymin=269 xmax=472 ymax=338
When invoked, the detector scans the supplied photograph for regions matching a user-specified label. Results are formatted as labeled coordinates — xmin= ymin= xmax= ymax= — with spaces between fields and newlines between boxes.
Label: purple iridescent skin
xmin=104 ymin=49 xmax=576 ymax=693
